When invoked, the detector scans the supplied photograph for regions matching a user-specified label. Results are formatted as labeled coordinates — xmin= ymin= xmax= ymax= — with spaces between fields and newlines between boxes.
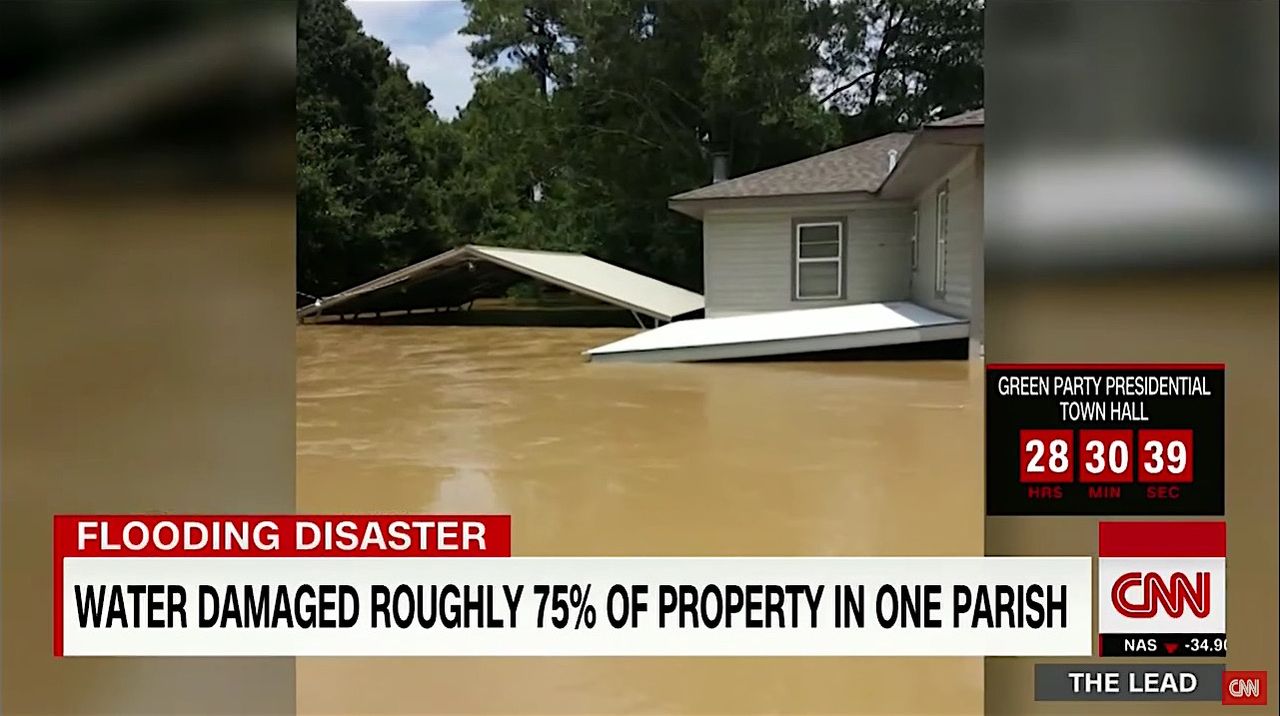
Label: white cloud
xmin=346 ymin=0 xmax=476 ymax=120
xmin=345 ymin=1 xmax=433 ymax=36
xmin=391 ymin=32 xmax=476 ymax=119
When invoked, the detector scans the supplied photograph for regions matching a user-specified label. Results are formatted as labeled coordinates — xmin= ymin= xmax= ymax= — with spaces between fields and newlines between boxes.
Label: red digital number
xmin=1138 ymin=429 xmax=1194 ymax=483
xmin=1078 ymin=429 xmax=1133 ymax=483
xmin=1020 ymin=429 xmax=1074 ymax=483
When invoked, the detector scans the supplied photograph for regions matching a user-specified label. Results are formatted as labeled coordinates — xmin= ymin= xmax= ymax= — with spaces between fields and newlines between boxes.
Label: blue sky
xmin=346 ymin=1 xmax=475 ymax=119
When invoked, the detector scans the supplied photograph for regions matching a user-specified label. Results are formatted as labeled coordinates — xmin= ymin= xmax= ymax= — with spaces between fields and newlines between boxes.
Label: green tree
xmin=296 ymin=0 xmax=983 ymax=295
xmin=815 ymin=0 xmax=984 ymax=142
xmin=463 ymin=0 xmax=574 ymax=97
xmin=296 ymin=0 xmax=459 ymax=295
xmin=459 ymin=0 xmax=840 ymax=287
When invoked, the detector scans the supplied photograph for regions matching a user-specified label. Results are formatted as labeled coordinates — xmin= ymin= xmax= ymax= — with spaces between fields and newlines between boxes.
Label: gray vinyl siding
xmin=969 ymin=148 xmax=985 ymax=354
xmin=702 ymin=203 xmax=913 ymax=316
xmin=911 ymin=150 xmax=979 ymax=316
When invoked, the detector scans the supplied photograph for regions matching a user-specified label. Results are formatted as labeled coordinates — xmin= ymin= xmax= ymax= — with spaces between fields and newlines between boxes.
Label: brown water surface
xmin=296 ymin=325 xmax=984 ymax=715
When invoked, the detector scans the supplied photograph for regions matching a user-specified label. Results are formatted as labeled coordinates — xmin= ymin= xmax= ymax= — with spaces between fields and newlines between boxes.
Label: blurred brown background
xmin=986 ymin=1 xmax=1278 ymax=713
xmin=2 ymin=1 xmax=1276 ymax=715
xmin=984 ymin=273 xmax=1278 ymax=714
xmin=1 ymin=2 xmax=297 ymax=714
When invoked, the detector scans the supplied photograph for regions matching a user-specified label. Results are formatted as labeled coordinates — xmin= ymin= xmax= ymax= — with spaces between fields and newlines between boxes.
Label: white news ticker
xmin=62 ymin=556 xmax=1093 ymax=657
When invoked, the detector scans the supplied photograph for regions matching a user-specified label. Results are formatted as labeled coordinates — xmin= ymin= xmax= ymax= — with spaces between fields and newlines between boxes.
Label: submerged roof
xmin=670 ymin=108 xmax=983 ymax=204
xmin=585 ymin=301 xmax=968 ymax=363
xmin=670 ymin=132 xmax=914 ymax=202
xmin=299 ymin=244 xmax=704 ymax=323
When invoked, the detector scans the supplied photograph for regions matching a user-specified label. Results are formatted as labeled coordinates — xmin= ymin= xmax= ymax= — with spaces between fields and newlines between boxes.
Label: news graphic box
xmin=53 ymin=515 xmax=1095 ymax=657
xmin=53 ymin=514 xmax=511 ymax=657
xmin=1034 ymin=663 xmax=1226 ymax=702
xmin=1097 ymin=521 xmax=1227 ymax=658
xmin=1221 ymin=671 xmax=1268 ymax=706
xmin=986 ymin=364 xmax=1225 ymax=516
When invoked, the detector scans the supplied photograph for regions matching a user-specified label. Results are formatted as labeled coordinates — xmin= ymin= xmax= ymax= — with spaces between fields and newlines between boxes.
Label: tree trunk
xmin=526 ymin=10 xmax=551 ymax=98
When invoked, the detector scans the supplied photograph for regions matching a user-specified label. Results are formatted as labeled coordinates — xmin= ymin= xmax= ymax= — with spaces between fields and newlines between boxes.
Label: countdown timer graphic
xmin=986 ymin=364 xmax=1225 ymax=516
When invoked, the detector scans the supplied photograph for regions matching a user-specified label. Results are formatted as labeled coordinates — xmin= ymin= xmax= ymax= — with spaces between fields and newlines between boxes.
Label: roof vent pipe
xmin=711 ymin=152 xmax=730 ymax=183
xmin=887 ymin=149 xmax=899 ymax=173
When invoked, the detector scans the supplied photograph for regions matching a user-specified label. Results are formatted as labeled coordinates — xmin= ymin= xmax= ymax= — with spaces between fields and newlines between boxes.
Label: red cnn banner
xmin=1098 ymin=521 xmax=1226 ymax=559
xmin=1222 ymin=671 xmax=1267 ymax=706
xmin=1096 ymin=521 xmax=1227 ymax=658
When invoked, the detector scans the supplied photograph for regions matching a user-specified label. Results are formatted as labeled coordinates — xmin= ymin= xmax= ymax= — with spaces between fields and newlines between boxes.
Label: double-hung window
xmin=934 ymin=183 xmax=949 ymax=295
xmin=794 ymin=221 xmax=842 ymax=299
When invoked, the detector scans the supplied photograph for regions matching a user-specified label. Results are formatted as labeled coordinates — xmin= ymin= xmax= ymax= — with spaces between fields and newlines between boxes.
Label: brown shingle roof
xmin=671 ymin=132 xmax=914 ymax=201
xmin=670 ymin=108 xmax=982 ymax=203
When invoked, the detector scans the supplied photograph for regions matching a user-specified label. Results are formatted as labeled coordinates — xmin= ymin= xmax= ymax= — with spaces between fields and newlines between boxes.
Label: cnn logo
xmin=1111 ymin=571 xmax=1210 ymax=619
xmin=1221 ymin=671 xmax=1267 ymax=706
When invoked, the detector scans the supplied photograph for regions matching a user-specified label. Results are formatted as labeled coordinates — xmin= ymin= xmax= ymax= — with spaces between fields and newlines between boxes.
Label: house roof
xmin=670 ymin=108 xmax=983 ymax=205
xmin=670 ymin=132 xmax=914 ymax=202
xmin=927 ymin=108 xmax=984 ymax=128
xmin=877 ymin=109 xmax=985 ymax=199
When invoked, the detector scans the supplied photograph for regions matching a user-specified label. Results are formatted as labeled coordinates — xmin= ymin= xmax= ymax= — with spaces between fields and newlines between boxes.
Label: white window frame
xmin=934 ymin=183 xmax=949 ymax=295
xmin=794 ymin=221 xmax=843 ymax=300
xmin=910 ymin=209 xmax=919 ymax=270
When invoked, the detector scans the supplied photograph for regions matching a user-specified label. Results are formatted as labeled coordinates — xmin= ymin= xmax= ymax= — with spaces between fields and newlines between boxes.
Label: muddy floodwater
xmin=296 ymin=325 xmax=984 ymax=715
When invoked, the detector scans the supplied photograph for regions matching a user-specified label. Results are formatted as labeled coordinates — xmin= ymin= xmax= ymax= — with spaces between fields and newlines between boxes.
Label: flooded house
xmin=586 ymin=109 xmax=985 ymax=362
xmin=303 ymin=110 xmax=985 ymax=365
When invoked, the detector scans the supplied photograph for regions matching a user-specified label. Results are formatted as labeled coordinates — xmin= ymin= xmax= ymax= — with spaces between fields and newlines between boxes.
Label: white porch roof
xmin=585 ymin=302 xmax=968 ymax=363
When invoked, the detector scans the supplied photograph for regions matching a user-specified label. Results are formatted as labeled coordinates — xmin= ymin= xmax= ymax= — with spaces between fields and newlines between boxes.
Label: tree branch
xmin=821 ymin=5 xmax=910 ymax=107
xmin=572 ymin=123 xmax=664 ymax=150
xmin=817 ymin=67 xmax=879 ymax=104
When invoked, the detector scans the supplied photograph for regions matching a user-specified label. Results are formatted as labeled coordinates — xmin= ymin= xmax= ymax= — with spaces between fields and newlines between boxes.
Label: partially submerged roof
xmin=670 ymin=132 xmax=914 ymax=203
xmin=298 ymin=244 xmax=704 ymax=323
xmin=585 ymin=301 xmax=968 ymax=363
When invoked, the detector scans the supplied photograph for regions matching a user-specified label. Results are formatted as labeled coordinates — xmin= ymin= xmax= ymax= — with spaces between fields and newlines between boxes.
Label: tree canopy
xmin=297 ymin=0 xmax=982 ymax=296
